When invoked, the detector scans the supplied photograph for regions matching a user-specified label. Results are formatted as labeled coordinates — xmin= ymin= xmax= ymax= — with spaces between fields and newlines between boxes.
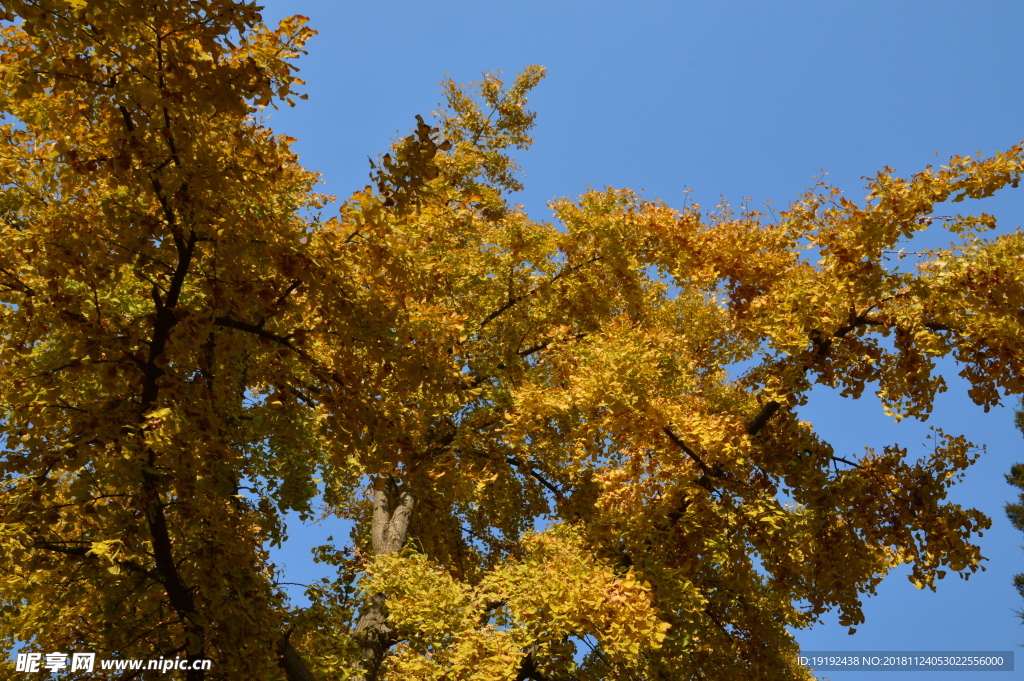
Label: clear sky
xmin=255 ymin=2 xmax=1024 ymax=678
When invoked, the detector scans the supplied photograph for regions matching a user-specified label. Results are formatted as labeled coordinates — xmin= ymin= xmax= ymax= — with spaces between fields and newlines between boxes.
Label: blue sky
xmin=256 ymin=2 xmax=1024 ymax=678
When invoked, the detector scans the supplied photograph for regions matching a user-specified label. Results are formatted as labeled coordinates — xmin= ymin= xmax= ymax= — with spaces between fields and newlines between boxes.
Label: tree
xmin=1007 ymin=400 xmax=1024 ymax=632
xmin=1 ymin=2 xmax=1023 ymax=680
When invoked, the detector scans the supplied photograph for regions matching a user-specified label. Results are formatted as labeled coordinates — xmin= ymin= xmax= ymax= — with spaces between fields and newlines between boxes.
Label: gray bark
xmin=350 ymin=475 xmax=415 ymax=681
xmin=278 ymin=633 xmax=318 ymax=681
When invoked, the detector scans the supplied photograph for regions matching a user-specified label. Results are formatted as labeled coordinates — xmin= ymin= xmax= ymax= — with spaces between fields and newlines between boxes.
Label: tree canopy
xmin=1 ymin=2 xmax=1023 ymax=680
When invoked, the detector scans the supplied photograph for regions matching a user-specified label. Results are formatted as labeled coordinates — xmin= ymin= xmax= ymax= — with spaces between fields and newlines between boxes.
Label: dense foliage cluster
xmin=1 ymin=2 xmax=1023 ymax=679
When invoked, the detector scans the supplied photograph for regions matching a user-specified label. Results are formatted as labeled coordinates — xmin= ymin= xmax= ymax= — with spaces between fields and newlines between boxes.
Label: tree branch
xmin=476 ymin=256 xmax=603 ymax=334
xmin=34 ymin=541 xmax=154 ymax=578
xmin=517 ymin=332 xmax=588 ymax=359
xmin=663 ymin=426 xmax=714 ymax=478
xmin=278 ymin=631 xmax=318 ymax=681
xmin=831 ymin=455 xmax=864 ymax=470
xmin=745 ymin=401 xmax=780 ymax=436
xmin=0 ymin=265 xmax=35 ymax=296
xmin=213 ymin=316 xmax=296 ymax=349
xmin=506 ymin=456 xmax=564 ymax=501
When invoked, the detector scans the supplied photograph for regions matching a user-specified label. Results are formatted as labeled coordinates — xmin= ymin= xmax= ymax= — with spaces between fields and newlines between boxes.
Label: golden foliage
xmin=0 ymin=2 xmax=1022 ymax=680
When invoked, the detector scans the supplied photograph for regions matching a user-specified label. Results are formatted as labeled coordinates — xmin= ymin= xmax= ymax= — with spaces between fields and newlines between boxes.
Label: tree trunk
xmin=350 ymin=475 xmax=415 ymax=681
xmin=278 ymin=633 xmax=318 ymax=681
